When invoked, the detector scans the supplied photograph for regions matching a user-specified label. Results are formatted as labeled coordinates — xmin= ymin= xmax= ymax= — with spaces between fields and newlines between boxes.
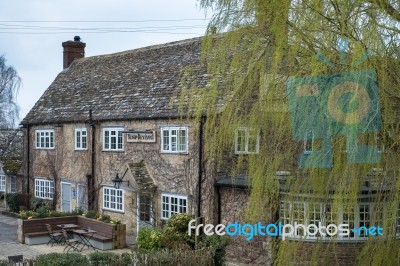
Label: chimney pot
xmin=62 ymin=36 xmax=86 ymax=69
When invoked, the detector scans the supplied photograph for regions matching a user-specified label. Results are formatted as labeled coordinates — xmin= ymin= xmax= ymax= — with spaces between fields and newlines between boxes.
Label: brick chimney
xmin=62 ymin=36 xmax=86 ymax=69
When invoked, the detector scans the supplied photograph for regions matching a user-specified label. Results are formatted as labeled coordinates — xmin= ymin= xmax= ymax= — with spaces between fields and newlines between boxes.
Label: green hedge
xmin=35 ymin=253 xmax=88 ymax=266
xmin=137 ymin=214 xmax=230 ymax=265
xmin=33 ymin=252 xmax=132 ymax=266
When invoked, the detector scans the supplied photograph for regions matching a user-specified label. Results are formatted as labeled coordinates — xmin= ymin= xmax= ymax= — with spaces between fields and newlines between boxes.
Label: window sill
xmin=101 ymin=150 xmax=125 ymax=153
xmin=160 ymin=151 xmax=189 ymax=155
xmin=102 ymin=208 xmax=124 ymax=214
xmin=75 ymin=149 xmax=88 ymax=151
xmin=35 ymin=148 xmax=55 ymax=150
xmin=234 ymin=152 xmax=259 ymax=155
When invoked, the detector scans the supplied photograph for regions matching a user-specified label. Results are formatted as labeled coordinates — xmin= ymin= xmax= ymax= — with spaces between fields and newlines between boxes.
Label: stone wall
xmin=27 ymin=118 xmax=213 ymax=236
xmin=280 ymin=241 xmax=364 ymax=265
xmin=219 ymin=187 xmax=273 ymax=265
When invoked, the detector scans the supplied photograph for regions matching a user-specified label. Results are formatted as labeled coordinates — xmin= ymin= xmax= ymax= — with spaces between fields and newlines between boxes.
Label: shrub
xmin=133 ymin=247 xmax=214 ymax=266
xmin=35 ymin=206 xmax=50 ymax=218
xmin=0 ymin=260 xmax=14 ymax=266
xmin=84 ymin=210 xmax=98 ymax=219
xmin=110 ymin=217 xmax=121 ymax=224
xmin=30 ymin=197 xmax=52 ymax=211
xmin=71 ymin=208 xmax=84 ymax=215
xmin=137 ymin=227 xmax=164 ymax=251
xmin=35 ymin=253 xmax=88 ymax=266
xmin=5 ymin=193 xmax=20 ymax=212
xmin=162 ymin=213 xmax=196 ymax=249
xmin=88 ymin=252 xmax=120 ymax=265
xmin=98 ymin=214 xmax=111 ymax=223
xmin=201 ymin=235 xmax=230 ymax=266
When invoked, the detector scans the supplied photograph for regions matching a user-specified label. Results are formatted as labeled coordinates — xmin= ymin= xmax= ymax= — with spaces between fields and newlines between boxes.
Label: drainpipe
xmin=26 ymin=125 xmax=30 ymax=195
xmin=217 ymin=186 xmax=221 ymax=224
xmin=197 ymin=116 xmax=205 ymax=218
xmin=89 ymin=109 xmax=96 ymax=210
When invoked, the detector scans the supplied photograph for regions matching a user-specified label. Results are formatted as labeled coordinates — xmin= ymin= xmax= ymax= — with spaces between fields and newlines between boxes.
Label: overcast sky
xmin=0 ymin=0 xmax=209 ymax=124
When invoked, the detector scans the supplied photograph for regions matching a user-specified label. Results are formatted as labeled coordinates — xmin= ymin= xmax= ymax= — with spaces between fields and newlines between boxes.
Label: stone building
xmin=20 ymin=36 xmax=216 ymax=235
xmin=20 ymin=35 xmax=399 ymax=265
xmin=0 ymin=129 xmax=23 ymax=208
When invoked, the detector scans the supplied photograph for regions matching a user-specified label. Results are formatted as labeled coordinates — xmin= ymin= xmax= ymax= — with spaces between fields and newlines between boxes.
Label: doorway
xmin=137 ymin=193 xmax=153 ymax=233
xmin=61 ymin=182 xmax=71 ymax=212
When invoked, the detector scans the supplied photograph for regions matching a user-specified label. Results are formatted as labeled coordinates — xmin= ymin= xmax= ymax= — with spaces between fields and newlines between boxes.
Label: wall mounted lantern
xmin=112 ymin=168 xmax=129 ymax=189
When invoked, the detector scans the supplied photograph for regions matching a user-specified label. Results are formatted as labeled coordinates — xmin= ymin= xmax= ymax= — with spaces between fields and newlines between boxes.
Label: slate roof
xmin=128 ymin=161 xmax=157 ymax=192
xmin=0 ymin=129 xmax=23 ymax=174
xmin=21 ymin=37 xmax=209 ymax=125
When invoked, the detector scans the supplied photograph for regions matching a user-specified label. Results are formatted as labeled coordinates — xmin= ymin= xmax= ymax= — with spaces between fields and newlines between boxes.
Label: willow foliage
xmin=182 ymin=0 xmax=400 ymax=265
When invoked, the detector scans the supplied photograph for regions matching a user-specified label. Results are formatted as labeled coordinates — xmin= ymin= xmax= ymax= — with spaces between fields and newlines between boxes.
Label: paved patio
xmin=0 ymin=209 xmax=133 ymax=261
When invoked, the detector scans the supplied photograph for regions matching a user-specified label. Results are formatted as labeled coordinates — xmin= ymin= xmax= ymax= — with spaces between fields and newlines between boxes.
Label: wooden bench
xmin=77 ymin=216 xmax=114 ymax=247
xmin=20 ymin=215 xmax=123 ymax=250
xmin=23 ymin=216 xmax=77 ymax=245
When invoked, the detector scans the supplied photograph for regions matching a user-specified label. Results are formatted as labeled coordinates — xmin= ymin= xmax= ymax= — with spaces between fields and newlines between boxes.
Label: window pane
xmin=118 ymin=131 xmax=123 ymax=149
xmin=237 ymin=129 xmax=246 ymax=152
xmin=105 ymin=130 xmax=110 ymax=149
xmin=171 ymin=130 xmax=177 ymax=151
xmin=82 ymin=135 xmax=87 ymax=149
xmin=163 ymin=130 xmax=169 ymax=151
xmin=178 ymin=129 xmax=187 ymax=151
xmin=248 ymin=129 xmax=258 ymax=153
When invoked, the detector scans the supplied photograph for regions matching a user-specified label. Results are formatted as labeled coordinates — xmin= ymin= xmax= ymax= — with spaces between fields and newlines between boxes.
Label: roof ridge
xmin=77 ymin=36 xmax=203 ymax=62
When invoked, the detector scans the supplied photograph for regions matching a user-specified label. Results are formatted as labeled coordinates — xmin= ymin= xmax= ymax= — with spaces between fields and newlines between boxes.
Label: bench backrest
xmin=23 ymin=216 xmax=78 ymax=234
xmin=77 ymin=216 xmax=114 ymax=238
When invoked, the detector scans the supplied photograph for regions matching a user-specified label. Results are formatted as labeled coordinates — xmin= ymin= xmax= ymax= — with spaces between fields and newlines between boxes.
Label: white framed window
xmin=161 ymin=127 xmax=188 ymax=153
xmin=35 ymin=129 xmax=55 ymax=149
xmin=0 ymin=175 xmax=5 ymax=192
xmin=161 ymin=193 xmax=188 ymax=220
xmin=75 ymin=128 xmax=87 ymax=150
xmin=103 ymin=187 xmax=124 ymax=212
xmin=235 ymin=127 xmax=259 ymax=154
xmin=34 ymin=178 xmax=54 ymax=199
xmin=304 ymin=131 xmax=313 ymax=154
xmin=103 ymin=127 xmax=124 ymax=151
xmin=10 ymin=176 xmax=16 ymax=193
xmin=279 ymin=199 xmax=376 ymax=241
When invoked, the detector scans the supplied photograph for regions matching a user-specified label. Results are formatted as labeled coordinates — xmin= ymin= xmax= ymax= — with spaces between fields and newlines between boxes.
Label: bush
xmin=88 ymin=252 xmax=120 ymax=266
xmin=5 ymin=193 xmax=20 ymax=212
xmin=202 ymin=235 xmax=230 ymax=266
xmin=71 ymin=208 xmax=84 ymax=215
xmin=137 ymin=227 xmax=164 ymax=251
xmin=35 ymin=206 xmax=51 ymax=218
xmin=97 ymin=214 xmax=111 ymax=223
xmin=83 ymin=210 xmax=98 ymax=219
xmin=35 ymin=253 xmax=88 ymax=266
xmin=0 ymin=260 xmax=14 ymax=266
xmin=30 ymin=197 xmax=52 ymax=211
xmin=163 ymin=213 xmax=195 ymax=249
xmin=133 ymin=247 xmax=214 ymax=266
